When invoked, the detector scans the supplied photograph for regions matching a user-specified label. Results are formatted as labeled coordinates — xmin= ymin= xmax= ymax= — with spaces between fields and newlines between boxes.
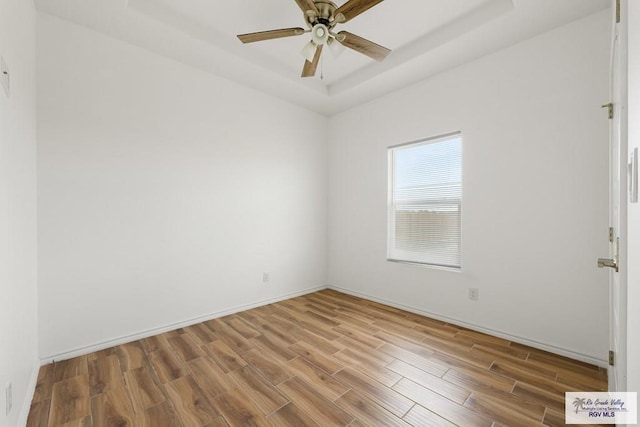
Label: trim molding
xmin=40 ymin=285 xmax=326 ymax=364
xmin=328 ymin=285 xmax=609 ymax=368
xmin=607 ymin=365 xmax=615 ymax=392
xmin=18 ymin=357 xmax=40 ymax=427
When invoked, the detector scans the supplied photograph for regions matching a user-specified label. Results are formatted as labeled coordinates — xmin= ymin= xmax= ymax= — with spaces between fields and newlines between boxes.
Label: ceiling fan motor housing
xmin=305 ymin=0 xmax=338 ymax=28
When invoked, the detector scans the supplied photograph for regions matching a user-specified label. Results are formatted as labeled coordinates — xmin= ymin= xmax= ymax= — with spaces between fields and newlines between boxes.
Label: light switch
xmin=1 ymin=56 xmax=9 ymax=98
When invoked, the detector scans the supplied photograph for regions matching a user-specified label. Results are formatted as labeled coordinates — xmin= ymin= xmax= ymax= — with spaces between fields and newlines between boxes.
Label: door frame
xmin=607 ymin=0 xmax=628 ymax=394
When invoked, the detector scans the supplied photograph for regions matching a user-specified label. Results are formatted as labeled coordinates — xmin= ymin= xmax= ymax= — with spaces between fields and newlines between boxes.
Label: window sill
xmin=386 ymin=258 xmax=462 ymax=273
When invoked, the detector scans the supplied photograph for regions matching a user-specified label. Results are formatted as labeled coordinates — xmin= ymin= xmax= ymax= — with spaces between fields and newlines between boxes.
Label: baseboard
xmin=17 ymin=356 xmax=40 ymax=427
xmin=328 ymin=285 xmax=609 ymax=368
xmin=40 ymin=285 xmax=327 ymax=364
xmin=40 ymin=283 xmax=609 ymax=369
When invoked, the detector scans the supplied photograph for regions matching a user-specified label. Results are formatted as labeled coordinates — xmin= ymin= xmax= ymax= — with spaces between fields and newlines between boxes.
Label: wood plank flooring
xmin=27 ymin=290 xmax=608 ymax=427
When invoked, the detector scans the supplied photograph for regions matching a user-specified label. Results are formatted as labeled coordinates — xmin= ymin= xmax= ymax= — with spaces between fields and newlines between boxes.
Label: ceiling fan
xmin=237 ymin=0 xmax=390 ymax=78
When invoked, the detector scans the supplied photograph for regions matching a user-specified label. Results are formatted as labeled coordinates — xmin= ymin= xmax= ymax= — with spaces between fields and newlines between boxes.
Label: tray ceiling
xmin=35 ymin=0 xmax=610 ymax=115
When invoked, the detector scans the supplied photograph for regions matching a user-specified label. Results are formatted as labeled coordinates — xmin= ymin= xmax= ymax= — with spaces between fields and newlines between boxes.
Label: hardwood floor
xmin=27 ymin=290 xmax=608 ymax=427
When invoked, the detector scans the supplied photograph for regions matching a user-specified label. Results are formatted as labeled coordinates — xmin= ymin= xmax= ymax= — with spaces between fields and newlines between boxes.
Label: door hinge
xmin=609 ymin=350 xmax=615 ymax=366
xmin=616 ymin=0 xmax=621 ymax=23
xmin=609 ymin=227 xmax=614 ymax=243
xmin=602 ymin=103 xmax=614 ymax=119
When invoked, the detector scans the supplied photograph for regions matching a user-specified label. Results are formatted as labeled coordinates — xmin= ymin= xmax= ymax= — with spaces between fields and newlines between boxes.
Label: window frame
xmin=387 ymin=131 xmax=463 ymax=270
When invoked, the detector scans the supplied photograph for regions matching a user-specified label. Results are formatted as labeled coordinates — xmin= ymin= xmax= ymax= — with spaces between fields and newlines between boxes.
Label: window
xmin=388 ymin=133 xmax=462 ymax=269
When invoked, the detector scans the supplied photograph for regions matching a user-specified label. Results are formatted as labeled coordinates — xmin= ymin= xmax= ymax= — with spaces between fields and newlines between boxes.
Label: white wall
xmin=626 ymin=0 xmax=639 ymax=395
xmin=34 ymin=1 xmax=618 ymax=371
xmin=37 ymin=13 xmax=328 ymax=360
xmin=0 ymin=0 xmax=39 ymax=426
xmin=328 ymin=11 xmax=611 ymax=363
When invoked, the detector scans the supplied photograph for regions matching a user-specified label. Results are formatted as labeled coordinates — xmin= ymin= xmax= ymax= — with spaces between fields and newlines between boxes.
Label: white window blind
xmin=388 ymin=133 xmax=462 ymax=268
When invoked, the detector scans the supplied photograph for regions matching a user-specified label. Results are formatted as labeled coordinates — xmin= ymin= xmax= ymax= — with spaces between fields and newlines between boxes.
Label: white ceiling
xmin=35 ymin=0 xmax=610 ymax=115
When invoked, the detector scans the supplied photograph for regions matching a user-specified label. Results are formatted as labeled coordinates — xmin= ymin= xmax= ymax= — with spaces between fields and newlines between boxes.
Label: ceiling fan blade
xmin=334 ymin=0 xmax=384 ymax=23
xmin=237 ymin=27 xmax=305 ymax=43
xmin=337 ymin=31 xmax=390 ymax=61
xmin=294 ymin=0 xmax=319 ymax=14
xmin=302 ymin=44 xmax=323 ymax=78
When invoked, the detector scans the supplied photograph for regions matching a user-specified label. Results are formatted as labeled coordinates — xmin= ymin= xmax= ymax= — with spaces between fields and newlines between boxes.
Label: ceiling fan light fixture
xmin=328 ymin=37 xmax=346 ymax=58
xmin=311 ymin=24 xmax=330 ymax=45
xmin=301 ymin=40 xmax=317 ymax=62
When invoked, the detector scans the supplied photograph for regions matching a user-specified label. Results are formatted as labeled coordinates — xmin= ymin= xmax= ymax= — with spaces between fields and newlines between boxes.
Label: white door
xmin=602 ymin=0 xmax=628 ymax=393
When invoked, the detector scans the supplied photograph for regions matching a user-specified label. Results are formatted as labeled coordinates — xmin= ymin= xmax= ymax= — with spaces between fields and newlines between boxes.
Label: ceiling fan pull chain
xmin=320 ymin=54 xmax=324 ymax=80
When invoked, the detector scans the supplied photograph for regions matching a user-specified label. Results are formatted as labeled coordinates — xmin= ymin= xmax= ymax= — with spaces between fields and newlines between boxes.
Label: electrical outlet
xmin=5 ymin=381 xmax=12 ymax=416
xmin=262 ymin=272 xmax=270 ymax=283
xmin=469 ymin=288 xmax=479 ymax=301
